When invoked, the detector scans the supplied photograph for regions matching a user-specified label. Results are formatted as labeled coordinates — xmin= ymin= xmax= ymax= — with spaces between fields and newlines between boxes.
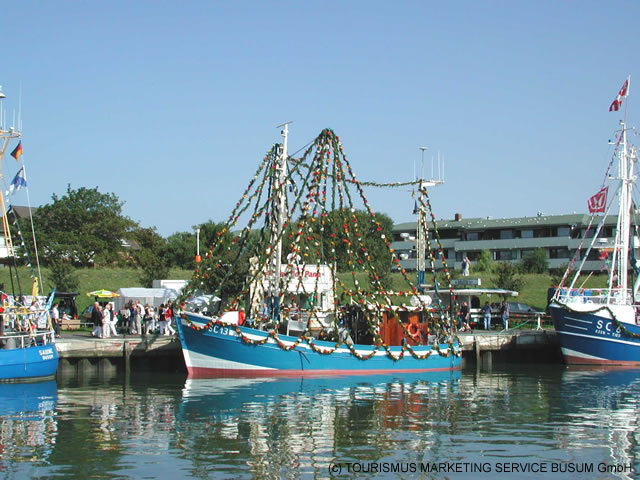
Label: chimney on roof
xmin=454 ymin=213 xmax=462 ymax=221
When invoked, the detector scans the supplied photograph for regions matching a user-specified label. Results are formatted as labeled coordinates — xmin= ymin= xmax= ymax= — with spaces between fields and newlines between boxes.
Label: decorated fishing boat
xmin=0 ymin=85 xmax=59 ymax=381
xmin=176 ymin=124 xmax=461 ymax=376
xmin=549 ymin=76 xmax=640 ymax=365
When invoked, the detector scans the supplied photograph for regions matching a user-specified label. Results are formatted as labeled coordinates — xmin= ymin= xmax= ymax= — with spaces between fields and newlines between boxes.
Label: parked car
xmin=507 ymin=302 xmax=538 ymax=314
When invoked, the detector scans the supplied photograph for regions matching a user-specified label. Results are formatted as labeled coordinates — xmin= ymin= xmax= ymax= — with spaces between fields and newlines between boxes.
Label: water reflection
xmin=0 ymin=366 xmax=638 ymax=479
xmin=0 ymin=381 xmax=57 ymax=469
xmin=177 ymin=371 xmax=462 ymax=479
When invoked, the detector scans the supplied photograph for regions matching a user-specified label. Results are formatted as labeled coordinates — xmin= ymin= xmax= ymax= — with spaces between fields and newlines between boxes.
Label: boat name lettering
xmin=38 ymin=348 xmax=54 ymax=359
xmin=208 ymin=325 xmax=233 ymax=336
xmin=595 ymin=320 xmax=622 ymax=337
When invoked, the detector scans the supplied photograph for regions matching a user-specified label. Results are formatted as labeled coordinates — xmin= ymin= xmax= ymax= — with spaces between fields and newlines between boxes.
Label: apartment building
xmin=391 ymin=213 xmax=630 ymax=273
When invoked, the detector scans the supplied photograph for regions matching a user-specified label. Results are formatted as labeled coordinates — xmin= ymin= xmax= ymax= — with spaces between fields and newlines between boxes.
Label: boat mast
xmin=0 ymin=87 xmax=20 ymax=267
xmin=271 ymin=122 xmax=291 ymax=310
xmin=610 ymin=121 xmax=633 ymax=300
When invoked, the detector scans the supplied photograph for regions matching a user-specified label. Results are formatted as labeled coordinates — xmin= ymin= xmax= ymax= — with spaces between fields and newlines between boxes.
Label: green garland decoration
xmin=549 ymin=300 xmax=640 ymax=340
xmin=179 ymin=128 xmax=462 ymax=360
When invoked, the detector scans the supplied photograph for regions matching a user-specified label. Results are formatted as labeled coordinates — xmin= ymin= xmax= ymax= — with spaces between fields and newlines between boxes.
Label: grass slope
xmin=0 ymin=266 xmax=610 ymax=313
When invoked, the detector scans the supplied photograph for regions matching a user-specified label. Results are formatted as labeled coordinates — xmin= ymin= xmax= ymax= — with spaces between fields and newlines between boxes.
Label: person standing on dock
xmin=482 ymin=302 xmax=492 ymax=330
xmin=103 ymin=303 xmax=117 ymax=338
xmin=91 ymin=302 xmax=102 ymax=338
xmin=501 ymin=301 xmax=510 ymax=331
xmin=135 ymin=300 xmax=144 ymax=336
xmin=51 ymin=303 xmax=61 ymax=338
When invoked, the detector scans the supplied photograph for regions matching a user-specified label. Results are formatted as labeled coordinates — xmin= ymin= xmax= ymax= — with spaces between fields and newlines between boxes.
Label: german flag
xmin=10 ymin=141 xmax=22 ymax=161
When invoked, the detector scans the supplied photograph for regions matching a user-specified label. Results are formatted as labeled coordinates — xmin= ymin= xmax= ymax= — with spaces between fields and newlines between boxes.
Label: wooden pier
xmin=55 ymin=333 xmax=183 ymax=376
xmin=458 ymin=329 xmax=560 ymax=367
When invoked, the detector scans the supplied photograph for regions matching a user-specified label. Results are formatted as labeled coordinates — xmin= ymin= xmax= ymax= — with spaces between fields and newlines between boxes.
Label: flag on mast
xmin=609 ymin=76 xmax=630 ymax=112
xmin=8 ymin=167 xmax=27 ymax=195
xmin=587 ymin=186 xmax=608 ymax=213
xmin=10 ymin=141 xmax=22 ymax=161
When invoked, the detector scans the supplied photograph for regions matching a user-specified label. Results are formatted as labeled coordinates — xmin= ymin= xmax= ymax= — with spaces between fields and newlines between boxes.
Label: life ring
xmin=408 ymin=323 xmax=419 ymax=338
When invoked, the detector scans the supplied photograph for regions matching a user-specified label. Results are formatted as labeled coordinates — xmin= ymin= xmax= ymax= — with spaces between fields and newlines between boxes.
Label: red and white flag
xmin=609 ymin=76 xmax=630 ymax=112
xmin=588 ymin=186 xmax=608 ymax=213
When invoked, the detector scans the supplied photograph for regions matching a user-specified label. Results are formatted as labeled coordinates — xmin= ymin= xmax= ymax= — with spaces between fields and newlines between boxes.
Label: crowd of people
xmin=90 ymin=300 xmax=177 ymax=339
xmin=456 ymin=300 xmax=511 ymax=332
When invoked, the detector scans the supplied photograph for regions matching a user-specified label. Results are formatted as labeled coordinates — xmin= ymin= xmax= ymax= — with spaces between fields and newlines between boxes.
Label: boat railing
xmin=0 ymin=329 xmax=55 ymax=349
xmin=554 ymin=287 xmax=633 ymax=306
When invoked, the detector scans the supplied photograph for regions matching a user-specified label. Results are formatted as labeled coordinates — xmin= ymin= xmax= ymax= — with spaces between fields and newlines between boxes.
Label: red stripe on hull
xmin=188 ymin=365 xmax=461 ymax=379
xmin=563 ymin=355 xmax=640 ymax=366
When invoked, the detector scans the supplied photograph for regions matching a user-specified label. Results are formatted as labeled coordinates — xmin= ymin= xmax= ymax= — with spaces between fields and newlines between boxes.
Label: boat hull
xmin=176 ymin=313 xmax=461 ymax=377
xmin=549 ymin=303 xmax=640 ymax=366
xmin=0 ymin=343 xmax=59 ymax=382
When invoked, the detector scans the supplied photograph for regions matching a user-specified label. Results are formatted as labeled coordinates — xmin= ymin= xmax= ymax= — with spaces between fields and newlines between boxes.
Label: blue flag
xmin=9 ymin=167 xmax=27 ymax=194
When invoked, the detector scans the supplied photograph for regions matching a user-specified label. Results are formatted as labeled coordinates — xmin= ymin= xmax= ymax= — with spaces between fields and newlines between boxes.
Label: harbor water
xmin=1 ymin=364 xmax=639 ymax=479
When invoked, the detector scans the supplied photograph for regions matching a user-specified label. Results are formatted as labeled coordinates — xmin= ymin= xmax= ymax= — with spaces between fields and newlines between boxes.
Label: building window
xmin=496 ymin=250 xmax=513 ymax=260
xmin=466 ymin=232 xmax=479 ymax=241
xmin=521 ymin=229 xmax=534 ymax=239
xmin=500 ymin=230 xmax=513 ymax=240
xmin=556 ymin=227 xmax=570 ymax=237
xmin=549 ymin=248 xmax=570 ymax=259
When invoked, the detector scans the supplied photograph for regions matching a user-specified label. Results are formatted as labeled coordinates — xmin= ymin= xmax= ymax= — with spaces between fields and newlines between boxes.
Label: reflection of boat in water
xmin=0 ymin=380 xmax=57 ymax=466
xmin=181 ymin=370 xmax=462 ymax=409
xmin=0 ymin=379 xmax=57 ymax=415
xmin=0 ymin=86 xmax=58 ymax=381
xmin=176 ymin=126 xmax=461 ymax=376
xmin=177 ymin=371 xmax=462 ymax=457
xmin=556 ymin=367 xmax=640 ymax=475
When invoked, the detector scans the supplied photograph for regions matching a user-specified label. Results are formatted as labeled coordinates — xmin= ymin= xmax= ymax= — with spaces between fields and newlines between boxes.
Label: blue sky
xmin=1 ymin=1 xmax=638 ymax=237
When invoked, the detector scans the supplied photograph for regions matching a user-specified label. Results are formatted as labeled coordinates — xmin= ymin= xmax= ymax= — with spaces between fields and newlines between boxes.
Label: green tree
xmin=166 ymin=231 xmax=197 ymax=269
xmin=130 ymin=227 xmax=170 ymax=287
xmin=193 ymin=221 xmax=251 ymax=302
xmin=31 ymin=185 xmax=135 ymax=267
xmin=48 ymin=258 xmax=79 ymax=292
xmin=493 ymin=261 xmax=525 ymax=293
xmin=520 ymin=248 xmax=549 ymax=274
xmin=475 ymin=249 xmax=494 ymax=273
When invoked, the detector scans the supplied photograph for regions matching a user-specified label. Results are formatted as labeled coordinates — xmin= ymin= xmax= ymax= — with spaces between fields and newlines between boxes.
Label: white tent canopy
xmin=114 ymin=287 xmax=180 ymax=312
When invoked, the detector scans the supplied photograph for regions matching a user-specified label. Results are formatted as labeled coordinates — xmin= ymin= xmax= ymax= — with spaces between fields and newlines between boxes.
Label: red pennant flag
xmin=588 ymin=186 xmax=608 ymax=213
xmin=609 ymin=77 xmax=630 ymax=112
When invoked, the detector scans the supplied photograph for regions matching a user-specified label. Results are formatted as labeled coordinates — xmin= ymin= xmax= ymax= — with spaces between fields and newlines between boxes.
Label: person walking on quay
xmin=482 ymin=302 xmax=492 ymax=331
xmin=91 ymin=302 xmax=103 ymax=338
xmin=501 ymin=301 xmax=510 ymax=331
xmin=459 ymin=301 xmax=470 ymax=331
xmin=51 ymin=302 xmax=61 ymax=338
xmin=135 ymin=300 xmax=144 ymax=336
xmin=164 ymin=300 xmax=176 ymax=335
xmin=143 ymin=305 xmax=154 ymax=335
xmin=103 ymin=303 xmax=117 ymax=338
xmin=128 ymin=301 xmax=138 ymax=334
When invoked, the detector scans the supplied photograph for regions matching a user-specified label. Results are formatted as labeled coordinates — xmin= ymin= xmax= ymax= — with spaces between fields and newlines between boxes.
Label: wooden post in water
xmin=123 ymin=341 xmax=131 ymax=374
xmin=474 ymin=336 xmax=480 ymax=364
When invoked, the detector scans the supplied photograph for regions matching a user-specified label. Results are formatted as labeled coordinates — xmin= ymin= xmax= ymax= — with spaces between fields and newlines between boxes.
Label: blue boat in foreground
xmin=176 ymin=126 xmax=461 ymax=377
xmin=0 ymin=330 xmax=59 ymax=381
xmin=549 ymin=76 xmax=640 ymax=366
xmin=0 ymin=85 xmax=59 ymax=381
xmin=176 ymin=312 xmax=461 ymax=377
